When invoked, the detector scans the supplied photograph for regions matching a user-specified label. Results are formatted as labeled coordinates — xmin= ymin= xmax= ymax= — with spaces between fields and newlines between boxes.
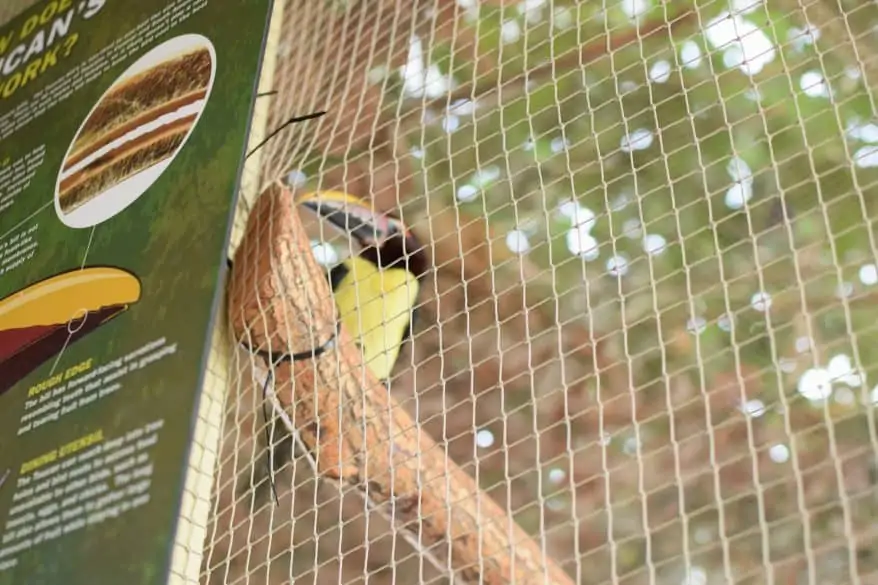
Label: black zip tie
xmin=227 ymin=241 xmax=345 ymax=345
xmin=256 ymin=90 xmax=278 ymax=98
xmin=245 ymin=111 xmax=327 ymax=160
xmin=242 ymin=326 xmax=339 ymax=367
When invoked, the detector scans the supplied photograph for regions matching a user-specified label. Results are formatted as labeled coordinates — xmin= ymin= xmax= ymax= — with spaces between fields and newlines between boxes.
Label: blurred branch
xmin=396 ymin=8 xmax=698 ymax=127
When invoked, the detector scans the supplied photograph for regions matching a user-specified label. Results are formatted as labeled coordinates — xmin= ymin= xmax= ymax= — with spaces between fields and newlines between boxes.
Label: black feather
xmin=358 ymin=233 xmax=428 ymax=278
xmin=328 ymin=261 xmax=351 ymax=291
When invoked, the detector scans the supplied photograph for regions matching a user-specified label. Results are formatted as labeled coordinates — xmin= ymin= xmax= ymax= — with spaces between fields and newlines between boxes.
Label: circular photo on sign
xmin=54 ymin=34 xmax=217 ymax=228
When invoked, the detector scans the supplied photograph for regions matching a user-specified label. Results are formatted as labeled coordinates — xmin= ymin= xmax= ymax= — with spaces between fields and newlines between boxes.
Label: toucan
xmin=294 ymin=190 xmax=427 ymax=382
xmin=227 ymin=190 xmax=427 ymax=382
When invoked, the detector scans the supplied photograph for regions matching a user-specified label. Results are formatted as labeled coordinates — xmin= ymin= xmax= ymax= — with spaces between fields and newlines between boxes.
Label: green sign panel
xmin=0 ymin=0 xmax=272 ymax=582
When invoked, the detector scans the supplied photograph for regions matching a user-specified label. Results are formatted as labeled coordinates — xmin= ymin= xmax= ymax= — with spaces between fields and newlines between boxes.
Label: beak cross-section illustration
xmin=0 ymin=267 xmax=142 ymax=395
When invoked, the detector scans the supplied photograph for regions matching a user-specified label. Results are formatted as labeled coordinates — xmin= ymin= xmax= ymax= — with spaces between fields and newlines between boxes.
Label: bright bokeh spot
xmin=520 ymin=0 xmax=547 ymax=24
xmin=401 ymin=36 xmax=450 ymax=99
xmin=828 ymin=354 xmax=853 ymax=381
xmin=611 ymin=192 xmax=631 ymax=211
xmin=643 ymin=233 xmax=667 ymax=256
xmin=367 ymin=65 xmax=388 ymax=85
xmin=848 ymin=121 xmax=878 ymax=143
xmin=401 ymin=36 xmax=426 ymax=97
xmin=788 ymin=24 xmax=821 ymax=52
xmin=476 ymin=429 xmax=495 ymax=449
xmin=558 ymin=200 xmax=597 ymax=233
xmin=310 ymin=241 xmax=339 ymax=267
xmin=286 ymin=169 xmax=307 ymax=187
xmin=797 ymin=367 xmax=833 ymax=401
xmin=501 ymin=20 xmax=522 ymax=44
xmin=731 ymin=0 xmax=762 ymax=14
xmin=725 ymin=181 xmax=754 ymax=210
xmin=743 ymin=399 xmax=766 ymax=417
xmin=471 ymin=166 xmax=502 ymax=188
xmin=795 ymin=336 xmax=811 ymax=353
xmin=547 ymin=468 xmax=566 ymax=484
xmin=606 ymin=254 xmax=630 ymax=277
xmin=621 ymin=128 xmax=654 ymax=152
xmin=505 ymin=229 xmax=531 ymax=254
xmin=800 ymin=71 xmax=830 ymax=98
xmin=727 ymin=156 xmax=753 ymax=182
xmin=725 ymin=155 xmax=756 ymax=209
xmin=834 ymin=387 xmax=855 ymax=406
xmin=621 ymin=0 xmax=650 ymax=19
xmin=855 ymin=145 xmax=878 ymax=168
xmin=744 ymin=88 xmax=762 ymax=102
xmin=769 ymin=444 xmax=790 ymax=463
xmin=449 ymin=99 xmax=475 ymax=116
xmin=553 ymin=6 xmax=574 ymax=29
xmin=566 ymin=226 xmax=600 ymax=260
xmin=443 ymin=115 xmax=460 ymax=133
xmin=705 ymin=12 xmax=776 ymax=76
xmin=649 ymin=60 xmax=672 ymax=84
xmin=718 ymin=314 xmax=733 ymax=332
xmin=556 ymin=199 xmax=581 ymax=220
xmin=545 ymin=497 xmax=567 ymax=511
xmin=680 ymin=40 xmax=703 ymax=69
xmin=681 ymin=566 xmax=708 ymax=585
xmin=827 ymin=353 xmax=863 ymax=387
xmin=687 ymin=316 xmax=707 ymax=335
xmin=623 ymin=436 xmax=639 ymax=455
xmin=750 ymin=291 xmax=772 ymax=312
xmin=858 ymin=263 xmax=878 ymax=285
xmin=457 ymin=184 xmax=479 ymax=202
xmin=551 ymin=136 xmax=569 ymax=153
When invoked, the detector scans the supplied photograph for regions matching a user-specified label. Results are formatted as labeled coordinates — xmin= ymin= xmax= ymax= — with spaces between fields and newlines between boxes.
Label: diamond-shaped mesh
xmin=5 ymin=0 xmax=876 ymax=584
xmin=211 ymin=1 xmax=878 ymax=583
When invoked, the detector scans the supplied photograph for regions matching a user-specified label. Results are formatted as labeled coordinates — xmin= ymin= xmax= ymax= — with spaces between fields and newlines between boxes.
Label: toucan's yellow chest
xmin=329 ymin=256 xmax=419 ymax=381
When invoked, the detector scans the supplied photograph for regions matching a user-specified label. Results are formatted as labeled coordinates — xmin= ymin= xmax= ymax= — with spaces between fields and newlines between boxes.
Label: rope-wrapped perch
xmin=227 ymin=182 xmax=575 ymax=585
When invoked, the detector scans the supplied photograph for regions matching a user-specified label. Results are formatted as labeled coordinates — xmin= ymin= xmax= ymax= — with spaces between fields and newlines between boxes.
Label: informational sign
xmin=0 ymin=0 xmax=272 ymax=582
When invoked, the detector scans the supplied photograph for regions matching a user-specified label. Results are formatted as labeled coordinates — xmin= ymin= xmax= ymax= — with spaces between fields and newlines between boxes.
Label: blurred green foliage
xmin=348 ymin=1 xmax=878 ymax=581
xmin=394 ymin=0 xmax=878 ymax=408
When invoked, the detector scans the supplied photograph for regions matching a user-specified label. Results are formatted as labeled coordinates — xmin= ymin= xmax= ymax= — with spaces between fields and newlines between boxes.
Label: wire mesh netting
xmin=5 ymin=0 xmax=878 ymax=583
xmin=211 ymin=0 xmax=878 ymax=583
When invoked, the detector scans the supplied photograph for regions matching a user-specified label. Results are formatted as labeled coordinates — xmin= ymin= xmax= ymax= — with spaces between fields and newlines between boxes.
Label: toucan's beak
xmin=303 ymin=202 xmax=380 ymax=244
xmin=296 ymin=190 xmax=429 ymax=277
xmin=297 ymin=191 xmax=391 ymax=248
